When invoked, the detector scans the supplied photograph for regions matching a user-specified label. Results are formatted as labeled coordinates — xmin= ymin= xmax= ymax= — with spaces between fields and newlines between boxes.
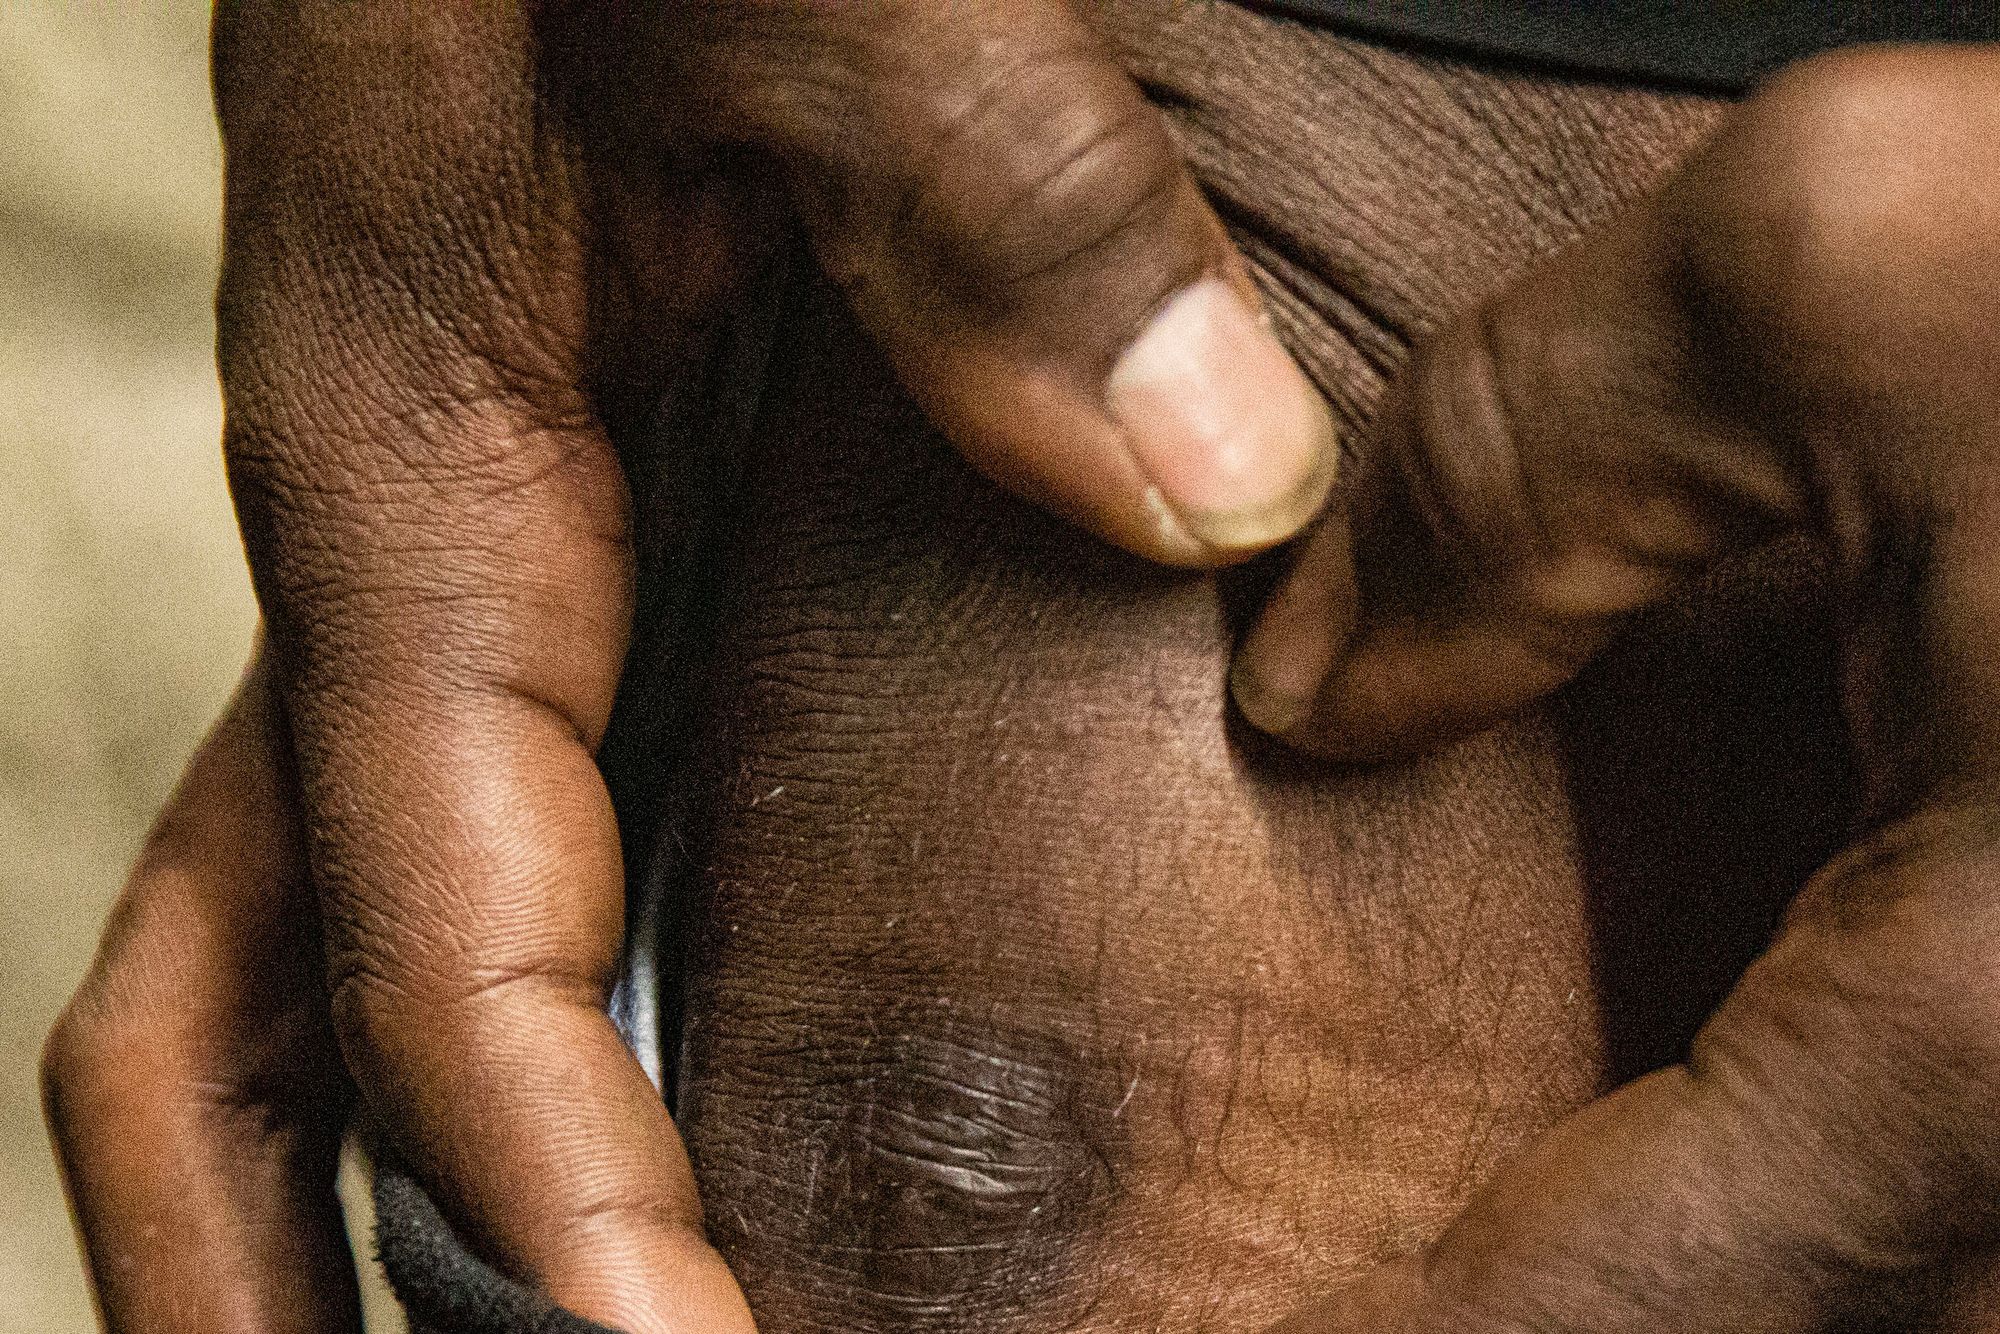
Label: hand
xmin=46 ymin=2 xmax=1335 ymax=1330
xmin=1234 ymin=45 xmax=2000 ymax=1331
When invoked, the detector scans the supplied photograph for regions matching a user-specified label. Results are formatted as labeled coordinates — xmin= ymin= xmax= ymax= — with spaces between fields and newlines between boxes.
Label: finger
xmin=661 ymin=0 xmax=1338 ymax=566
xmin=1251 ymin=46 xmax=2000 ymax=1331
xmin=213 ymin=7 xmax=753 ymax=1331
xmin=1230 ymin=180 xmax=1816 ymax=757
xmin=43 ymin=649 xmax=361 ymax=1333
xmin=1235 ymin=41 xmax=2000 ymax=757
xmin=1265 ymin=794 xmax=2000 ymax=1334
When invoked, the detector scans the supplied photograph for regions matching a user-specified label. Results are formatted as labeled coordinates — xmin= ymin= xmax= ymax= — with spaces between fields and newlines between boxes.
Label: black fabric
xmin=373 ymin=1157 xmax=619 ymax=1334
xmin=1248 ymin=0 xmax=2000 ymax=91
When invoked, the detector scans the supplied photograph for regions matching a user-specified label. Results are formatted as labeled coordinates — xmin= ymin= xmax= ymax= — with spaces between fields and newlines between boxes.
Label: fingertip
xmin=1228 ymin=520 xmax=1350 ymax=743
xmin=1244 ymin=615 xmax=1584 ymax=764
xmin=1228 ymin=652 xmax=1315 ymax=738
xmin=541 ymin=1225 xmax=758 ymax=1334
xmin=1227 ymin=656 xmax=1407 ymax=763
xmin=1231 ymin=619 xmax=1468 ymax=764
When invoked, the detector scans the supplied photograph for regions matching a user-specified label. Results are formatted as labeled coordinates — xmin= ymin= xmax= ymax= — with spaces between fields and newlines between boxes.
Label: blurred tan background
xmin=6 ymin=3 xmax=257 ymax=1326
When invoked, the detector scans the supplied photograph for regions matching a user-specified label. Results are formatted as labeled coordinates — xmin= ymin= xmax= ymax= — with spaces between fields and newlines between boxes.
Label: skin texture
xmin=662 ymin=11 xmax=1732 ymax=1327
xmin=46 ymin=3 xmax=1334 ymax=1331
xmin=40 ymin=651 xmax=359 ymax=1331
xmin=40 ymin=4 xmax=2000 ymax=1334
xmin=664 ymin=15 xmax=2000 ymax=1334
xmin=1237 ymin=43 xmax=2000 ymax=1332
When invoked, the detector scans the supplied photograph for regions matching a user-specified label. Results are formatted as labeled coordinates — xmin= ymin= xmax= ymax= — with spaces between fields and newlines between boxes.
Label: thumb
xmin=666 ymin=0 xmax=1338 ymax=565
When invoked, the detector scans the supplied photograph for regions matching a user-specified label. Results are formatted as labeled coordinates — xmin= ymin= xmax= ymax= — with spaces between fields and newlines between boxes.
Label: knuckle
xmin=323 ymin=939 xmax=437 ymax=1058
xmin=38 ymin=987 xmax=137 ymax=1127
xmin=221 ymin=403 xmax=634 ymax=686
xmin=324 ymin=932 xmax=606 ymax=1069
xmin=905 ymin=57 xmax=1190 ymax=302
xmin=40 ymin=847 xmax=209 ymax=1121
xmin=722 ymin=9 xmax=1207 ymax=339
xmin=41 ymin=898 xmax=165 ymax=1114
xmin=1683 ymin=47 xmax=2000 ymax=370
xmin=1713 ymin=812 xmax=2000 ymax=1156
xmin=326 ymin=961 xmax=437 ymax=1081
xmin=1396 ymin=316 xmax=1545 ymax=573
xmin=541 ymin=1188 xmax=708 ymax=1265
xmin=38 ymin=1005 xmax=96 ymax=1111
xmin=321 ymin=900 xmax=464 ymax=1058
xmin=220 ymin=377 xmax=606 ymax=512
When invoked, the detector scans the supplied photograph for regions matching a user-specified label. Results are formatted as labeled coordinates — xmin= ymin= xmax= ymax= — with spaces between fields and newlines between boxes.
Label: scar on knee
xmin=726 ymin=1015 xmax=1119 ymax=1330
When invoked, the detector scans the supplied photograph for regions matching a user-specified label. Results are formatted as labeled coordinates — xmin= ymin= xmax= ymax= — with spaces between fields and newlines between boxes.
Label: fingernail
xmin=1229 ymin=561 xmax=1341 ymax=736
xmin=1107 ymin=279 xmax=1337 ymax=555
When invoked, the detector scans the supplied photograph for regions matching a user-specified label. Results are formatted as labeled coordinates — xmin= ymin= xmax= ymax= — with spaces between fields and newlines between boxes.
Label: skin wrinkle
xmin=674 ymin=289 xmax=1601 ymax=1330
xmin=611 ymin=7 xmax=1878 ymax=1334
xmin=1094 ymin=0 xmax=1727 ymax=408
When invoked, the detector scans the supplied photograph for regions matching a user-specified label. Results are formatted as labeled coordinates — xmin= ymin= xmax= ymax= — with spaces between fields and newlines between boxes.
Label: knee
xmin=686 ymin=1011 xmax=1119 ymax=1331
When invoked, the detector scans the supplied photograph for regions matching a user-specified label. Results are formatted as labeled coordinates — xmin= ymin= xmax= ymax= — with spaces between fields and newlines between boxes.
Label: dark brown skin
xmin=45 ymin=3 xmax=1332 ymax=1331
xmin=39 ymin=4 xmax=2000 ymax=1334
xmin=668 ymin=17 xmax=1854 ymax=1330
xmin=1237 ymin=42 xmax=2000 ymax=1333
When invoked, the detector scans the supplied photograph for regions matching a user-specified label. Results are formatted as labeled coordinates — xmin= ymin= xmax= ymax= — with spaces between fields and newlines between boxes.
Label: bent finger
xmin=1232 ymin=199 xmax=1806 ymax=756
xmin=44 ymin=650 xmax=360 ymax=1333
xmin=214 ymin=5 xmax=753 ymax=1329
xmin=1268 ymin=796 xmax=2000 ymax=1333
xmin=1233 ymin=43 xmax=2000 ymax=759
xmin=1252 ymin=51 xmax=2000 ymax=1327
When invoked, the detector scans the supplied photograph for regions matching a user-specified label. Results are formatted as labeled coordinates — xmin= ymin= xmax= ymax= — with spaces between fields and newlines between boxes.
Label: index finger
xmin=213 ymin=5 xmax=752 ymax=1330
